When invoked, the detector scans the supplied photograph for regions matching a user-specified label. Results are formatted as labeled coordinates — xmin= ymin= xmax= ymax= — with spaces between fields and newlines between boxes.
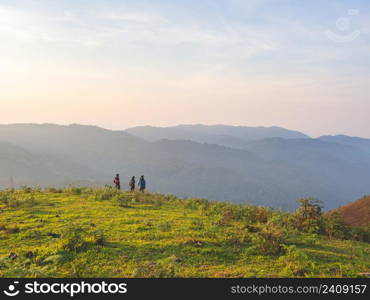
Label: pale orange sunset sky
xmin=1 ymin=0 xmax=370 ymax=137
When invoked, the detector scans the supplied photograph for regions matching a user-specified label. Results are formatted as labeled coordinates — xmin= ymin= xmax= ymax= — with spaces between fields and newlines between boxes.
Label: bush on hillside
xmin=114 ymin=194 xmax=131 ymax=208
xmin=65 ymin=187 xmax=85 ymax=195
xmin=20 ymin=186 xmax=33 ymax=193
xmin=323 ymin=213 xmax=349 ymax=240
xmin=0 ymin=190 xmax=37 ymax=208
xmin=278 ymin=245 xmax=314 ymax=277
xmin=183 ymin=198 xmax=210 ymax=210
xmin=225 ymin=229 xmax=251 ymax=247
xmin=252 ymin=222 xmax=286 ymax=255
xmin=294 ymin=198 xmax=323 ymax=233
xmin=348 ymin=225 xmax=370 ymax=243
xmin=88 ymin=187 xmax=120 ymax=201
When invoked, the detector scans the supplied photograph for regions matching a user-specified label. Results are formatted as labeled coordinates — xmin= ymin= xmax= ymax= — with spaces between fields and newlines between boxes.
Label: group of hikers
xmin=113 ymin=174 xmax=146 ymax=192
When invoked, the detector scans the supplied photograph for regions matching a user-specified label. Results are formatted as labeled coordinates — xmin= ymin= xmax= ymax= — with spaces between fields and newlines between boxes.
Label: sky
xmin=0 ymin=0 xmax=369 ymax=138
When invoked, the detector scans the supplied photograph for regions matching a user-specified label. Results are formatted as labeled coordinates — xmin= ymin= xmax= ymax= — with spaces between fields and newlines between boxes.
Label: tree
xmin=295 ymin=198 xmax=323 ymax=232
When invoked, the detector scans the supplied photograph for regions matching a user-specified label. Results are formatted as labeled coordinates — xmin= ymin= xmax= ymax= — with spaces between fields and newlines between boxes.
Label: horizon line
xmin=1 ymin=122 xmax=369 ymax=140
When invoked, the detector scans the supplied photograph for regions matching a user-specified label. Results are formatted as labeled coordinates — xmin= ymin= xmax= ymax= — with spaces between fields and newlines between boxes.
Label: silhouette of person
xmin=129 ymin=176 xmax=136 ymax=192
xmin=113 ymin=174 xmax=121 ymax=190
xmin=138 ymin=175 xmax=146 ymax=192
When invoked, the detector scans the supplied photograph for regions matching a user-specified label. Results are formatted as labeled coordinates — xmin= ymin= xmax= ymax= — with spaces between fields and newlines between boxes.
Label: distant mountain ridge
xmin=125 ymin=124 xmax=309 ymax=148
xmin=0 ymin=123 xmax=369 ymax=210
xmin=319 ymin=135 xmax=370 ymax=154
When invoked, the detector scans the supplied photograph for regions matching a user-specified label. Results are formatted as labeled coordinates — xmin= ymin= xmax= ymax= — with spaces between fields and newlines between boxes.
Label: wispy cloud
xmin=99 ymin=11 xmax=166 ymax=24
xmin=0 ymin=3 xmax=277 ymax=57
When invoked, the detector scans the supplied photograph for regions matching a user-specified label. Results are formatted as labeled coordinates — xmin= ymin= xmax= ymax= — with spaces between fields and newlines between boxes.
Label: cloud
xmin=99 ymin=11 xmax=167 ymax=24
xmin=0 ymin=2 xmax=277 ymax=59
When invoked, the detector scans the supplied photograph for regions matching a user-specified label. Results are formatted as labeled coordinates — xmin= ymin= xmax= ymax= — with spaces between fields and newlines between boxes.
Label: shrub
xmin=205 ymin=202 xmax=228 ymax=217
xmin=255 ymin=206 xmax=272 ymax=223
xmin=295 ymin=198 xmax=323 ymax=233
xmin=114 ymin=194 xmax=131 ymax=208
xmin=300 ymin=233 xmax=320 ymax=246
xmin=183 ymin=198 xmax=210 ymax=210
xmin=149 ymin=194 xmax=167 ymax=207
xmin=68 ymin=187 xmax=84 ymax=195
xmin=0 ymin=190 xmax=11 ymax=205
xmin=252 ymin=223 xmax=286 ymax=255
xmin=214 ymin=204 xmax=246 ymax=226
xmin=20 ymin=186 xmax=33 ymax=193
xmin=323 ymin=213 xmax=348 ymax=240
xmin=280 ymin=213 xmax=297 ymax=230
xmin=225 ymin=230 xmax=251 ymax=248
xmin=278 ymin=245 xmax=314 ymax=277
xmin=0 ymin=190 xmax=20 ymax=208
xmin=209 ymin=204 xmax=273 ymax=225
xmin=89 ymin=187 xmax=120 ymax=201
xmin=322 ymin=213 xmax=370 ymax=242
xmin=59 ymin=224 xmax=109 ymax=252
xmin=0 ymin=191 xmax=37 ymax=208
xmin=221 ymin=208 xmax=239 ymax=224
xmin=348 ymin=226 xmax=370 ymax=243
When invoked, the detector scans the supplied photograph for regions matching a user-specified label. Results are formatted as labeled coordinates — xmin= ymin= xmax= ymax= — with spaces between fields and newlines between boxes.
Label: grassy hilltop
xmin=0 ymin=187 xmax=369 ymax=278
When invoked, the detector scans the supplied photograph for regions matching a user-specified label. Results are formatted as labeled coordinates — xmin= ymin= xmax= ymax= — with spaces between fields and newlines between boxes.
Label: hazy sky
xmin=1 ymin=0 xmax=369 ymax=137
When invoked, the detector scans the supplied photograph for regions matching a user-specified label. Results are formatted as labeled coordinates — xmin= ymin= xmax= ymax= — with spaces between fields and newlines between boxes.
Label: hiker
xmin=129 ymin=176 xmax=136 ymax=192
xmin=113 ymin=174 xmax=121 ymax=190
xmin=138 ymin=175 xmax=146 ymax=192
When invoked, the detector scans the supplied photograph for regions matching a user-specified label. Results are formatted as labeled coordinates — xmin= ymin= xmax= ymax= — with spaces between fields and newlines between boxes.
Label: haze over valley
xmin=1 ymin=123 xmax=369 ymax=210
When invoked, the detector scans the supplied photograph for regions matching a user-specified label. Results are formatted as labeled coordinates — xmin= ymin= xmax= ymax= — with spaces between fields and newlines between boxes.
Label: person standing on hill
xmin=113 ymin=174 xmax=121 ymax=190
xmin=138 ymin=175 xmax=146 ymax=193
xmin=129 ymin=176 xmax=136 ymax=192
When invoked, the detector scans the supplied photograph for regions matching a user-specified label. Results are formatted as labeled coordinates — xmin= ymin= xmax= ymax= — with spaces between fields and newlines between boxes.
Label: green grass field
xmin=0 ymin=187 xmax=369 ymax=278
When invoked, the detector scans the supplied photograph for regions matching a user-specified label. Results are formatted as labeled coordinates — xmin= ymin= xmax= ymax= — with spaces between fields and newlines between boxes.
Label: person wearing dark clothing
xmin=129 ymin=176 xmax=136 ymax=192
xmin=138 ymin=175 xmax=146 ymax=192
xmin=113 ymin=174 xmax=121 ymax=190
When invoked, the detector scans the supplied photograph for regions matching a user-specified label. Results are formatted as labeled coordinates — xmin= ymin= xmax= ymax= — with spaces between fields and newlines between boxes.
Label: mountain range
xmin=0 ymin=123 xmax=369 ymax=210
xmin=125 ymin=124 xmax=309 ymax=149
